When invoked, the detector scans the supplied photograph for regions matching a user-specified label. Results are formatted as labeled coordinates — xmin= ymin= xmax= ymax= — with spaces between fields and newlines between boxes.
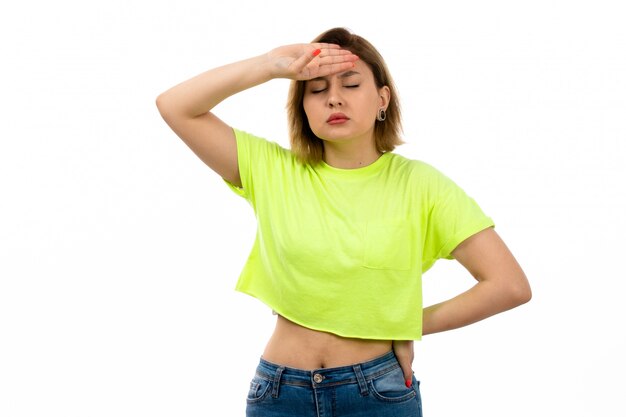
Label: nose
xmin=326 ymin=83 xmax=343 ymax=107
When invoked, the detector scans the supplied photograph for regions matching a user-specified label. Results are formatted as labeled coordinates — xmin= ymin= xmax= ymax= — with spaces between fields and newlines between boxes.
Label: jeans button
xmin=313 ymin=373 xmax=324 ymax=383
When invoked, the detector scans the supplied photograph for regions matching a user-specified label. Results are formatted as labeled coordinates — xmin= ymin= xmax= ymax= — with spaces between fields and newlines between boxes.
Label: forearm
xmin=156 ymin=54 xmax=273 ymax=118
xmin=422 ymin=279 xmax=530 ymax=336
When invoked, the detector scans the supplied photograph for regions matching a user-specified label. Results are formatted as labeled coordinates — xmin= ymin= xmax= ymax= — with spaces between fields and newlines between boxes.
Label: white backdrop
xmin=1 ymin=0 xmax=624 ymax=416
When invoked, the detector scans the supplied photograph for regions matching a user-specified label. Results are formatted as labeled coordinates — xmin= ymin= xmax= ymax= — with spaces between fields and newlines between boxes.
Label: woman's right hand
xmin=267 ymin=43 xmax=359 ymax=81
xmin=156 ymin=42 xmax=358 ymax=189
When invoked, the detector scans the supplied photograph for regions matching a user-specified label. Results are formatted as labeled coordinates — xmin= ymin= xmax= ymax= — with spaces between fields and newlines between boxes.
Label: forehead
xmin=308 ymin=59 xmax=374 ymax=83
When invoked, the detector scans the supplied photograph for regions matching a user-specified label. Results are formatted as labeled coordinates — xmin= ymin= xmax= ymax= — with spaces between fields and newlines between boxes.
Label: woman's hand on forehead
xmin=267 ymin=43 xmax=359 ymax=81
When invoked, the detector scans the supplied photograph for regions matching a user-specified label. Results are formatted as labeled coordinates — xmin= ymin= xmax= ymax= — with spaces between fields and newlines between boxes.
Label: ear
xmin=378 ymin=85 xmax=391 ymax=109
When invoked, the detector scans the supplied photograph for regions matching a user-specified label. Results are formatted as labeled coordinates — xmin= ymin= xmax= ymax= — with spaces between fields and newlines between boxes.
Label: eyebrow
xmin=309 ymin=71 xmax=361 ymax=82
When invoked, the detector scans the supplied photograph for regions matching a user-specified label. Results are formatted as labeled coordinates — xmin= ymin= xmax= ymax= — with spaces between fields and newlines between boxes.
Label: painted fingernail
xmin=405 ymin=379 xmax=412 ymax=388
xmin=312 ymin=49 xmax=321 ymax=57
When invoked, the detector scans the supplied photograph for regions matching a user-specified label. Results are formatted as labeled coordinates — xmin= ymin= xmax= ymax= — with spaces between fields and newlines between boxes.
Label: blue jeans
xmin=246 ymin=350 xmax=422 ymax=417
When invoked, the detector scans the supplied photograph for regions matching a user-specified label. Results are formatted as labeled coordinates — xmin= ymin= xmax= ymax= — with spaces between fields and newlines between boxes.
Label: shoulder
xmin=233 ymin=128 xmax=296 ymax=161
xmin=233 ymin=128 xmax=286 ymax=151
xmin=386 ymin=152 xmax=448 ymax=181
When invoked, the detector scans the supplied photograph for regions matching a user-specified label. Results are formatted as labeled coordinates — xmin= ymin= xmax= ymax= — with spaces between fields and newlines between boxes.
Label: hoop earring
xmin=377 ymin=108 xmax=387 ymax=122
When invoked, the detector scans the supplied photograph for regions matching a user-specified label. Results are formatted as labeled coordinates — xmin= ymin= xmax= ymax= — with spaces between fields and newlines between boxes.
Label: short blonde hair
xmin=287 ymin=27 xmax=404 ymax=166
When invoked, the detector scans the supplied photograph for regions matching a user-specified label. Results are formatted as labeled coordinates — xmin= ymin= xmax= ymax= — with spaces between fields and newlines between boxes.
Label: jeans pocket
xmin=412 ymin=378 xmax=423 ymax=417
xmin=369 ymin=366 xmax=417 ymax=403
xmin=246 ymin=374 xmax=272 ymax=403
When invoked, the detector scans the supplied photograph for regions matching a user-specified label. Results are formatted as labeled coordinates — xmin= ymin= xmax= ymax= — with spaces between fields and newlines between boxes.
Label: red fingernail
xmin=405 ymin=379 xmax=412 ymax=388
xmin=312 ymin=49 xmax=321 ymax=57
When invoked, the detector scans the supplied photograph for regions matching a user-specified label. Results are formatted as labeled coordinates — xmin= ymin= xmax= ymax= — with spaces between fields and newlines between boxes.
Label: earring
xmin=377 ymin=108 xmax=387 ymax=122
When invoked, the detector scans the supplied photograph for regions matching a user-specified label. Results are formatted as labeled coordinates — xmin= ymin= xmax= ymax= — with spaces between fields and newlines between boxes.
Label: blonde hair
xmin=287 ymin=27 xmax=404 ymax=166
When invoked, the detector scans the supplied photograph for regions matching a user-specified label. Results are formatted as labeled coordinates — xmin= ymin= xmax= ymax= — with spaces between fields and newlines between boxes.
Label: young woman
xmin=156 ymin=27 xmax=531 ymax=417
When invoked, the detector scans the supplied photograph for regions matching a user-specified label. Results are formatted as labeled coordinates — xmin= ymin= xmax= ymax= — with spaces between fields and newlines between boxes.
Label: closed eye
xmin=310 ymin=84 xmax=359 ymax=94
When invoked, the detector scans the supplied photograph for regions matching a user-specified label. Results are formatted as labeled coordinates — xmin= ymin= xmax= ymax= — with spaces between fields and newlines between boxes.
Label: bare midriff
xmin=262 ymin=315 xmax=392 ymax=370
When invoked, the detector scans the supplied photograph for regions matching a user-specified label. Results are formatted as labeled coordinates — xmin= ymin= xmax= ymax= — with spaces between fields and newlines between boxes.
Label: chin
xmin=315 ymin=131 xmax=355 ymax=142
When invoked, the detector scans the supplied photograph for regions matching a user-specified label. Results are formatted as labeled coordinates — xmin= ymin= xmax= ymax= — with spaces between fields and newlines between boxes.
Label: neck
xmin=322 ymin=140 xmax=383 ymax=169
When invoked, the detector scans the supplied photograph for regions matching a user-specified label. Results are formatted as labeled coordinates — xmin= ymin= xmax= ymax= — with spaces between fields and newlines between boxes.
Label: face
xmin=302 ymin=60 xmax=390 ymax=146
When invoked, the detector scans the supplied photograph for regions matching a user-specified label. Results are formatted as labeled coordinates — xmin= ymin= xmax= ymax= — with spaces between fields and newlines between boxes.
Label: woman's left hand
xmin=392 ymin=340 xmax=414 ymax=387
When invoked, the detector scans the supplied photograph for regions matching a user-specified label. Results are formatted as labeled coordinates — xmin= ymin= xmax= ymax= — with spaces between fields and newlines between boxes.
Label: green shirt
xmin=223 ymin=128 xmax=494 ymax=340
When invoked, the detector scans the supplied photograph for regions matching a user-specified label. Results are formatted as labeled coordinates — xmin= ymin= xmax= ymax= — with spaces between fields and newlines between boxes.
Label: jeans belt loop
xmin=271 ymin=366 xmax=285 ymax=399
xmin=352 ymin=364 xmax=369 ymax=397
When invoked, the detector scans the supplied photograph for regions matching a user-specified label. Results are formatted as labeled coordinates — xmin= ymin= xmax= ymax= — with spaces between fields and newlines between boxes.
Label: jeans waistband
xmin=255 ymin=350 xmax=399 ymax=389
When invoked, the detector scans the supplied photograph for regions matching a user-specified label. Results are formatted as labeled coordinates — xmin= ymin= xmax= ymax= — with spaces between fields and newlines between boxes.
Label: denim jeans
xmin=246 ymin=350 xmax=422 ymax=417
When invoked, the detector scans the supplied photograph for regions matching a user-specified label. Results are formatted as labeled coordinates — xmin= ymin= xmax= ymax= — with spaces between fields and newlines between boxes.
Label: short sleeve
xmin=221 ymin=128 xmax=289 ymax=207
xmin=222 ymin=128 xmax=251 ymax=200
xmin=421 ymin=167 xmax=495 ymax=272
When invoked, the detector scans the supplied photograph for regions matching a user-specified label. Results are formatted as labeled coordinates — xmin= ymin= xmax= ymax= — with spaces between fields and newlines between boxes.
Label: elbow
xmin=155 ymin=93 xmax=170 ymax=117
xmin=155 ymin=93 xmax=194 ymax=121
xmin=508 ymin=273 xmax=532 ymax=307
xmin=516 ymin=284 xmax=532 ymax=306
xmin=155 ymin=94 xmax=181 ymax=124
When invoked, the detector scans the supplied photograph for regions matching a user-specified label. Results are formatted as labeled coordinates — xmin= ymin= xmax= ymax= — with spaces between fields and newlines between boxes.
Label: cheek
xmin=302 ymin=97 xmax=311 ymax=114
xmin=302 ymin=99 xmax=317 ymax=124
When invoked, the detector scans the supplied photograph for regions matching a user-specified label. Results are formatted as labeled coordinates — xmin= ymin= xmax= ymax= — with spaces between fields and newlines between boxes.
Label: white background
xmin=1 ymin=0 xmax=624 ymax=415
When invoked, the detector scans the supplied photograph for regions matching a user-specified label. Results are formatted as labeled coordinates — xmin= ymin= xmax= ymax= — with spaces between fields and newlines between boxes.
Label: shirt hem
xmin=234 ymin=286 xmax=423 ymax=341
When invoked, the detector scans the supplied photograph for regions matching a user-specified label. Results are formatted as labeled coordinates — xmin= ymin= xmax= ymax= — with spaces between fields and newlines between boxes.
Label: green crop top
xmin=223 ymin=128 xmax=495 ymax=340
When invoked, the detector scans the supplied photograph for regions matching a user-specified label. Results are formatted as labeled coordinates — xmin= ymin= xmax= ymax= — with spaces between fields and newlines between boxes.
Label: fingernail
xmin=405 ymin=379 xmax=412 ymax=388
xmin=312 ymin=49 xmax=321 ymax=57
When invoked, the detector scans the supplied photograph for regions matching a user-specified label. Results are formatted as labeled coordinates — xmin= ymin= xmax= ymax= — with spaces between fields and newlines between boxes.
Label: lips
xmin=326 ymin=113 xmax=350 ymax=124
